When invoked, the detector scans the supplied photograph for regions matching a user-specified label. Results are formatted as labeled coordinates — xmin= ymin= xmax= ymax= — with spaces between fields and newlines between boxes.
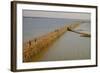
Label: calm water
xmin=23 ymin=17 xmax=91 ymax=61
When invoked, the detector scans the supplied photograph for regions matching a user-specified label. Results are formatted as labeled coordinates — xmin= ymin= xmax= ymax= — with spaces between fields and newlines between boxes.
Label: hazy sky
xmin=23 ymin=10 xmax=90 ymax=20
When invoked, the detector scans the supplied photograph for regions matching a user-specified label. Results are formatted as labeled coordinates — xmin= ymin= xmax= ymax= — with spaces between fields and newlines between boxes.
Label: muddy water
xmin=40 ymin=30 xmax=90 ymax=61
xmin=23 ymin=17 xmax=91 ymax=62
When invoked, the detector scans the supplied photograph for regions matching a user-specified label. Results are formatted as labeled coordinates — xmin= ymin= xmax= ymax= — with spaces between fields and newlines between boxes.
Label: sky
xmin=23 ymin=10 xmax=90 ymax=20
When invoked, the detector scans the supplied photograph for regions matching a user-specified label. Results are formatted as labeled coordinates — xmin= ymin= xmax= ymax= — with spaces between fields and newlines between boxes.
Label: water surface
xmin=23 ymin=17 xmax=91 ymax=61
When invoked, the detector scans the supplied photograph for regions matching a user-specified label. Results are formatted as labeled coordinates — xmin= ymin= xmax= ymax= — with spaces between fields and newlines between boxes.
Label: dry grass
xmin=23 ymin=23 xmax=80 ymax=62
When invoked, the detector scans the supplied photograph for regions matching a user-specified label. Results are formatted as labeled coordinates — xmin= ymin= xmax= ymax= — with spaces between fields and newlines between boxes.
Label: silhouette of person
xmin=67 ymin=27 xmax=72 ymax=31
xmin=34 ymin=38 xmax=37 ymax=42
xmin=29 ymin=40 xmax=31 ymax=47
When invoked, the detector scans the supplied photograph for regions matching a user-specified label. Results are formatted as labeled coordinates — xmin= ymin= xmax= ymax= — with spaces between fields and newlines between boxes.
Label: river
xmin=23 ymin=17 xmax=91 ymax=62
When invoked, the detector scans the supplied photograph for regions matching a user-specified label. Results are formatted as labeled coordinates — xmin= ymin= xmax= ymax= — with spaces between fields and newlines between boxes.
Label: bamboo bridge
xmin=23 ymin=22 xmax=81 ymax=62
